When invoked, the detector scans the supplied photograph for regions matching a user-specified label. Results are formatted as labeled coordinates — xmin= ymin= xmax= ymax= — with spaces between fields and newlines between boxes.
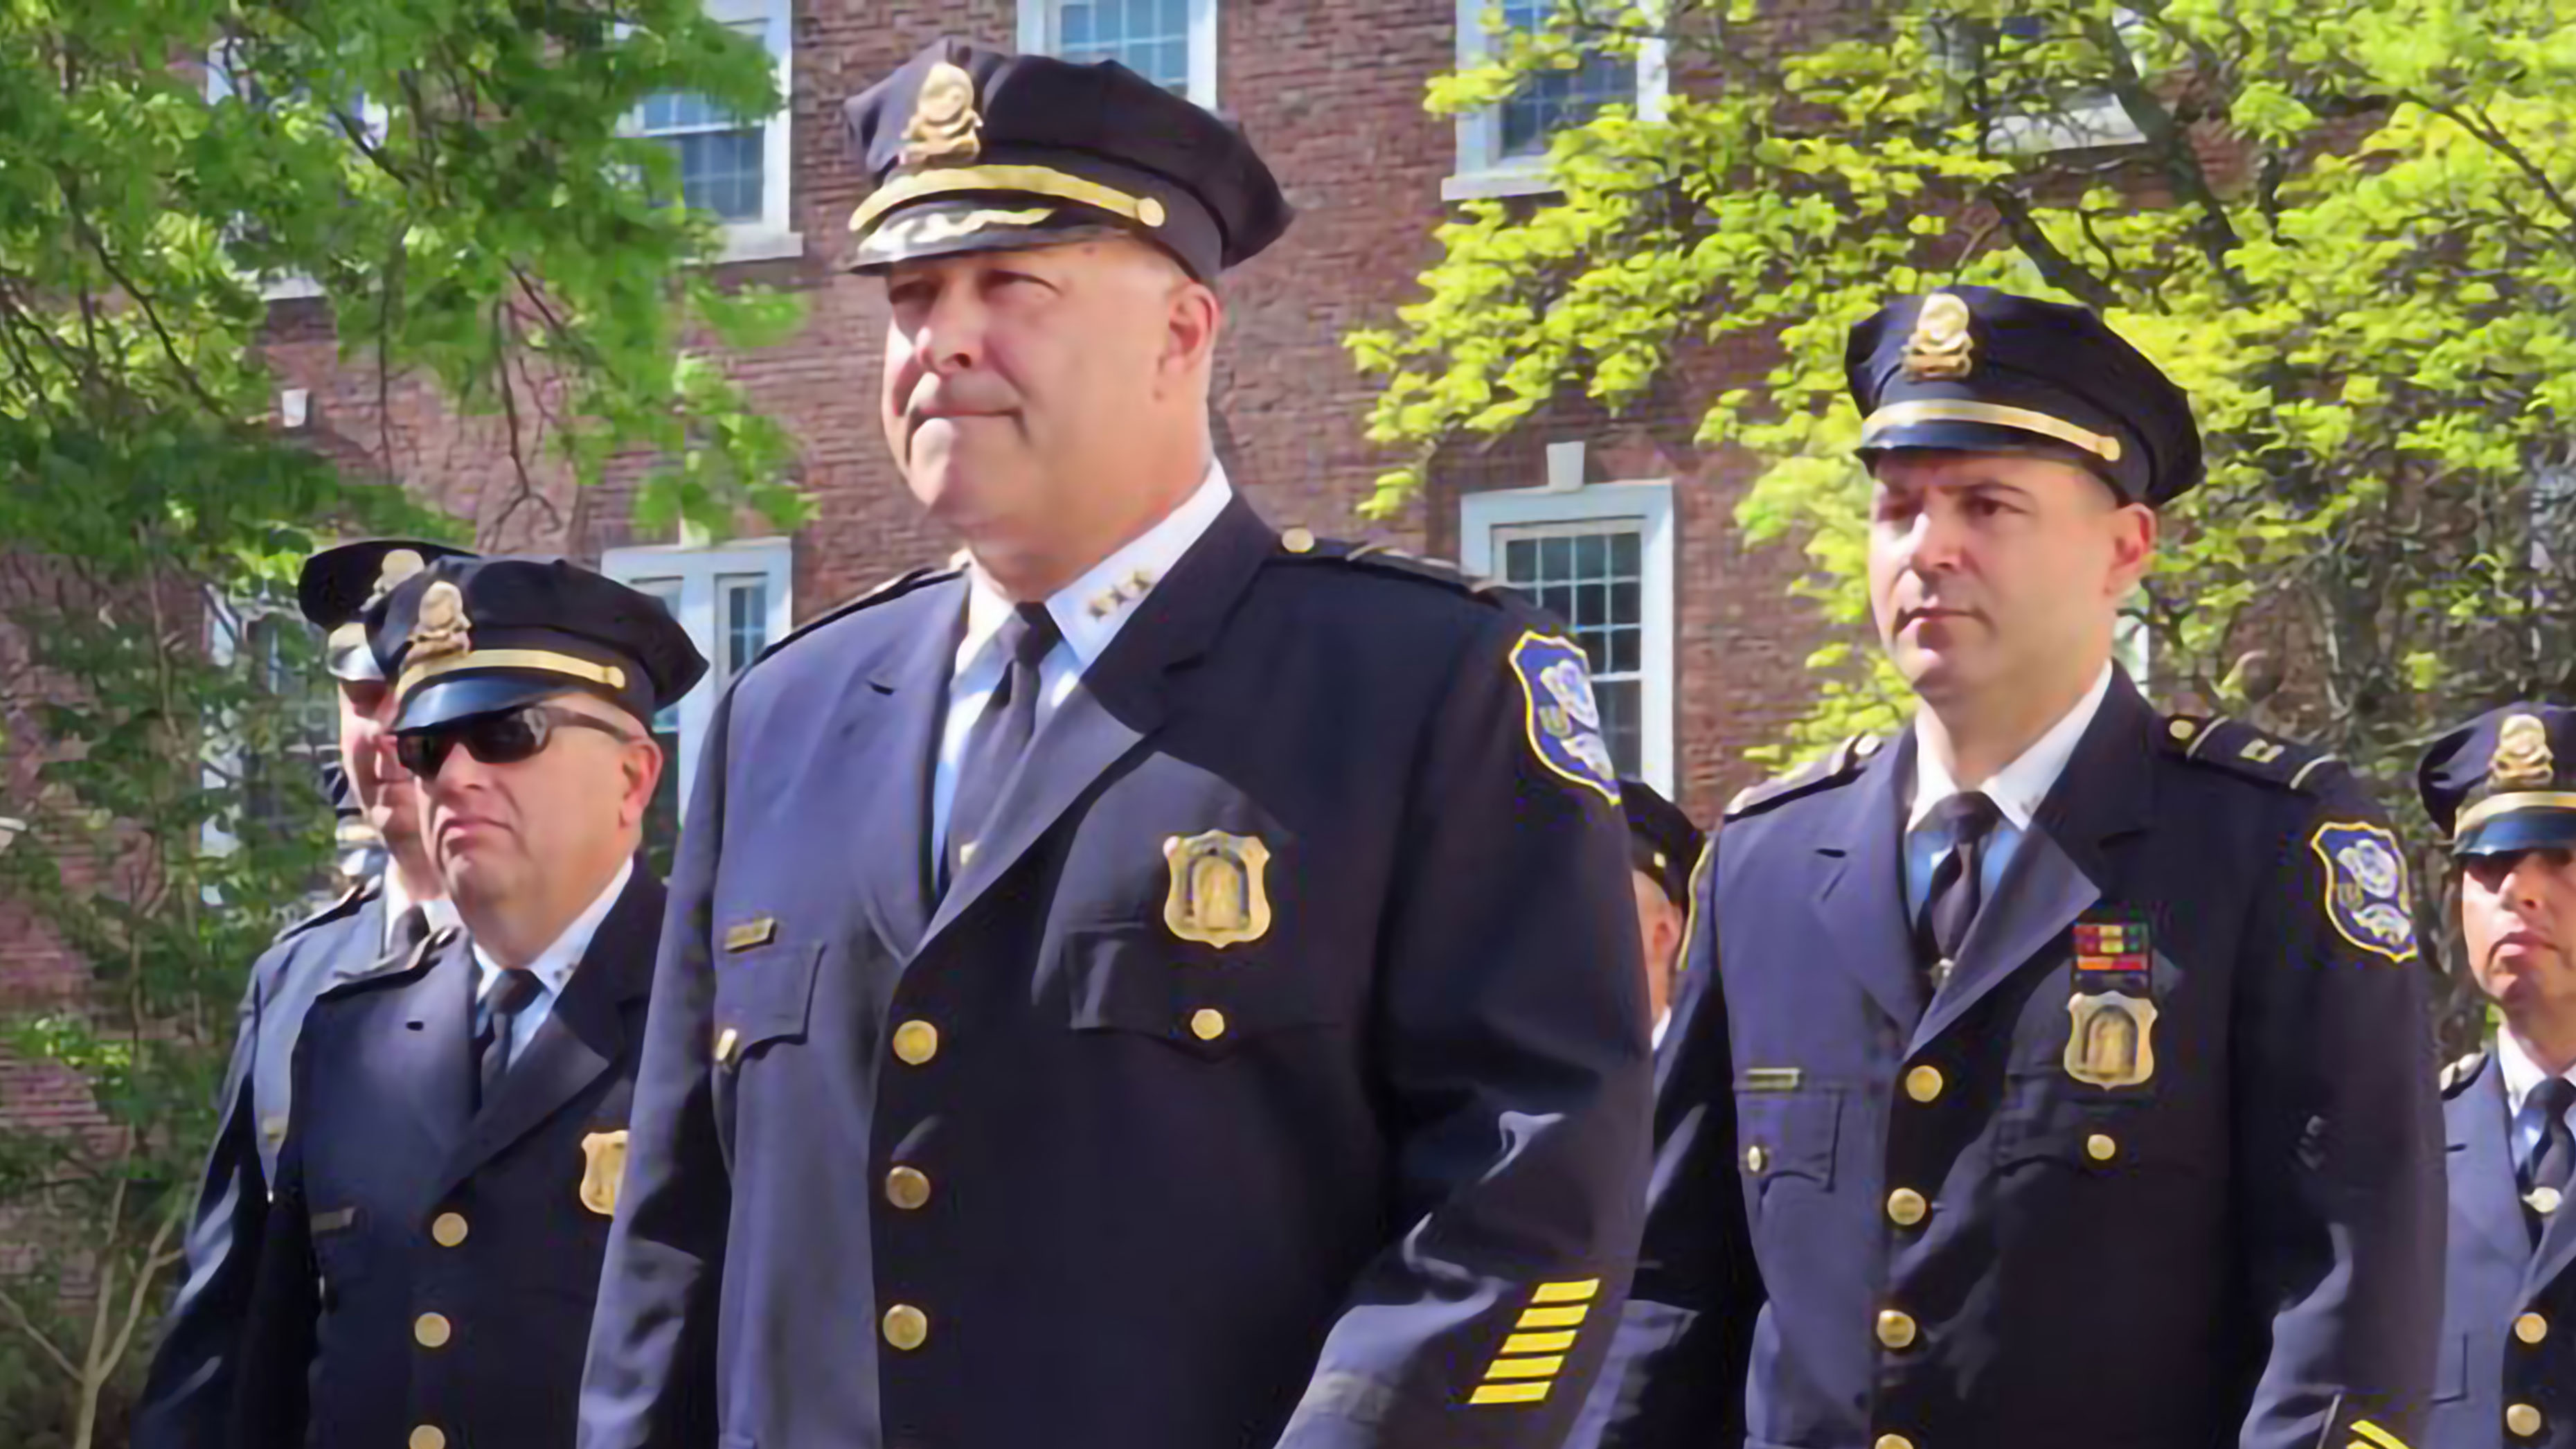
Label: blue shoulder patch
xmin=2309 ymin=820 xmax=2418 ymax=964
xmin=1509 ymin=630 xmax=1619 ymax=806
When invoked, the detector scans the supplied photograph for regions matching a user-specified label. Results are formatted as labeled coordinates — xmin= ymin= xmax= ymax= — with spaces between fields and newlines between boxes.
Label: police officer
xmin=578 ymin=39 xmax=1650 ymax=1449
xmin=231 ymin=555 xmax=705 ymax=1449
xmin=1587 ymin=287 xmax=2444 ymax=1448
xmin=2420 ymin=704 xmax=2576 ymax=1448
xmin=1620 ymin=780 xmax=1700 ymax=1039
xmin=134 ymin=537 xmax=469 ymax=1449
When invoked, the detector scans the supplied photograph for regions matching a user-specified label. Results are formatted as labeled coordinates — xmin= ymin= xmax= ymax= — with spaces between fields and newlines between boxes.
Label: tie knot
xmin=2535 ymin=1077 xmax=2576 ymax=1120
xmin=486 ymin=969 xmax=544 ymax=1020
xmin=996 ymin=603 xmax=1060 ymax=669
xmin=1929 ymin=790 xmax=2002 ymax=840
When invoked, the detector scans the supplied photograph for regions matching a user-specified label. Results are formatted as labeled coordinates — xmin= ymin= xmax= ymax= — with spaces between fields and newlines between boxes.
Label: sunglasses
xmin=395 ymin=704 xmax=635 ymax=780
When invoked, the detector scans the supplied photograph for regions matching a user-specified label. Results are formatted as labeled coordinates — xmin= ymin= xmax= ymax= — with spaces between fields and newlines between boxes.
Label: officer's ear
xmin=2104 ymin=497 xmax=2157 ymax=599
xmin=614 ymin=727 xmax=665 ymax=835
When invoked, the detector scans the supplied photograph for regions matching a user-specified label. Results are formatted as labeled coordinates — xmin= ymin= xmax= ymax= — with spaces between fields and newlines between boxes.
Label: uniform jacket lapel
xmin=1810 ymin=732 xmax=1927 ymax=1033
xmin=856 ymin=584 xmax=969 ymax=961
xmin=920 ymin=498 xmax=1276 ymax=949
xmin=434 ymin=871 xmax=664 ymax=1199
xmin=2522 ymin=1073 xmax=2576 ymax=1301
xmin=386 ymin=930 xmax=478 ymax=1160
xmin=1911 ymin=672 xmax=2154 ymax=1055
xmin=2452 ymin=1060 xmax=2531 ymax=1271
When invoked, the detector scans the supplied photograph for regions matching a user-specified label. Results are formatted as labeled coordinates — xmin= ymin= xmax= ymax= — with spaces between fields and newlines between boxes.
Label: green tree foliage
xmin=0 ymin=2 xmax=809 ymax=1437
xmin=1350 ymin=0 xmax=2576 ymax=1017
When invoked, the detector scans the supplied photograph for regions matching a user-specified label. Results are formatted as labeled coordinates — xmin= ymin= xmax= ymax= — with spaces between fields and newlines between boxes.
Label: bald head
xmin=879 ymin=235 xmax=1223 ymax=600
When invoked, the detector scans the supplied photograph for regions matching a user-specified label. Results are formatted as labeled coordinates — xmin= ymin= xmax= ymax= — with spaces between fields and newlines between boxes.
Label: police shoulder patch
xmin=2440 ymin=1049 xmax=2489 ymax=1099
xmin=274 ymin=875 xmax=380 ymax=946
xmin=2162 ymin=715 xmax=2343 ymax=794
xmin=2310 ymin=819 xmax=2418 ymax=964
xmin=1509 ymin=630 xmax=1620 ymax=805
xmin=1725 ymin=735 xmax=1882 ymax=821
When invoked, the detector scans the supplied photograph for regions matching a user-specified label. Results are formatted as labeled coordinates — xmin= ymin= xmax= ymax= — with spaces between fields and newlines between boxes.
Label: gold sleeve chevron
xmin=2346 ymin=1420 xmax=2409 ymax=1449
xmin=1465 ymin=1279 xmax=1599 ymax=1407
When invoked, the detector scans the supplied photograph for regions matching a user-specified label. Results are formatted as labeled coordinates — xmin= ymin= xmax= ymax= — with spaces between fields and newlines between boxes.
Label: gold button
xmin=431 ymin=1212 xmax=468 ymax=1248
xmin=883 ymin=1304 xmax=929 ymax=1351
xmin=2532 ymin=1186 xmax=2565 ymax=1216
xmin=1886 ymin=1189 xmax=1928 ymax=1227
xmin=414 ymin=1313 xmax=451 ymax=1349
xmin=886 ymin=1166 xmax=932 ymax=1211
xmin=1904 ymin=1065 xmax=1944 ymax=1103
xmin=2509 ymin=1403 xmax=2544 ymax=1438
xmin=1190 ymin=1008 xmax=1227 ymax=1042
xmin=1282 ymin=526 xmax=1316 ymax=554
xmin=2086 ymin=1134 xmax=2118 ymax=1162
xmin=2516 ymin=1311 xmax=2549 ymax=1345
xmin=410 ymin=1428 xmax=447 ymax=1449
xmin=1876 ymin=1309 xmax=1918 ymax=1350
xmin=2169 ymin=719 xmax=2197 ymax=741
xmin=1875 ymin=1434 xmax=1915 ymax=1449
xmin=715 ymin=1026 xmax=740 ymax=1065
xmin=1137 ymin=196 xmax=1168 ymax=228
xmin=1744 ymin=1144 xmax=1770 ymax=1173
xmin=893 ymin=1020 xmax=939 ymax=1066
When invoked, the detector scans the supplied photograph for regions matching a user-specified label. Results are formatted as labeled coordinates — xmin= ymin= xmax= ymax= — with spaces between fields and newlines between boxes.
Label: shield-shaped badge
xmin=1163 ymin=831 xmax=1273 ymax=948
xmin=2064 ymin=993 xmax=2159 ymax=1089
xmin=578 ymin=1130 xmax=629 ymax=1218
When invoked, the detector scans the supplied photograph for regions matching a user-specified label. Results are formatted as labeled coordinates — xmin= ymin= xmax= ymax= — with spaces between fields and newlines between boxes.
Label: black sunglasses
xmin=395 ymin=704 xmax=635 ymax=779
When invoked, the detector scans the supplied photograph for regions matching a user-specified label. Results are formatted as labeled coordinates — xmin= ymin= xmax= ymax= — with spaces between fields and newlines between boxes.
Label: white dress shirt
xmin=2495 ymin=1028 xmax=2576 ymax=1176
xmin=381 ymin=869 xmax=460 ymax=954
xmin=929 ymin=461 xmax=1235 ymax=864
xmin=1903 ymin=664 xmax=2115 ymax=916
xmin=469 ymin=857 xmax=632 ymax=1060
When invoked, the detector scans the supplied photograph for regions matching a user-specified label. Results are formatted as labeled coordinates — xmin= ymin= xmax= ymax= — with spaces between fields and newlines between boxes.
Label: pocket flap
xmin=1060 ymin=925 xmax=1337 ymax=1056
xmin=1732 ymin=1087 xmax=1841 ymax=1186
xmin=717 ymin=940 xmax=823 ymax=1056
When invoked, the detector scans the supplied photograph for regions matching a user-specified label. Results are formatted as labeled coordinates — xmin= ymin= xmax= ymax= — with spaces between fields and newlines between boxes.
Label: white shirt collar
xmin=381 ymin=870 xmax=460 ymax=952
xmin=956 ymin=460 xmax=1235 ymax=676
xmin=469 ymin=857 xmax=632 ymax=1003
xmin=1908 ymin=664 xmax=2116 ymax=835
xmin=2496 ymin=1029 xmax=2576 ymax=1121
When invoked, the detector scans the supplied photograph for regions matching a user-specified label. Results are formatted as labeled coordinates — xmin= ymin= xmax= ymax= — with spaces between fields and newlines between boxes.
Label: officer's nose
xmin=1903 ymin=495 xmax=1971 ymax=578
xmin=910 ymin=285 xmax=987 ymax=378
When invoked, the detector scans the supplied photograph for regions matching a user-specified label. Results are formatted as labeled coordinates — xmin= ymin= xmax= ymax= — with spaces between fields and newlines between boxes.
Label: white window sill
xmin=260 ymin=274 xmax=325 ymax=302
xmin=1441 ymin=165 xmax=1561 ymax=202
xmin=1987 ymin=102 xmax=2144 ymax=154
xmin=715 ymin=228 xmax=804 ymax=264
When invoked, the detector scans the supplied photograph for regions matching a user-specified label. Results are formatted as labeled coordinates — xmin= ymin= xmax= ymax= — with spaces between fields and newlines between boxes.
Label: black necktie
xmin=942 ymin=604 xmax=1060 ymax=894
xmin=474 ymin=971 xmax=545 ymax=1109
xmin=2523 ymin=1076 xmax=2576 ymax=1241
xmin=1915 ymin=792 xmax=2001 ymax=993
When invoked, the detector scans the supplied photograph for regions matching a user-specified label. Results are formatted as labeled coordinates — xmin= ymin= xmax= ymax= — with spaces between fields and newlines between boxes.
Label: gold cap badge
xmin=408 ymin=580 xmax=472 ymax=666
xmin=2492 ymin=712 xmax=2556 ymax=790
xmin=902 ymin=60 xmax=983 ymax=168
xmin=1902 ymin=291 xmax=1976 ymax=382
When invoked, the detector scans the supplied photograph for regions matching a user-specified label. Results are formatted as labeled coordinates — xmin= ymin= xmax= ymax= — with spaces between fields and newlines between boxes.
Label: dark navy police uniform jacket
xmin=1590 ymin=673 xmax=2444 ymax=1449
xmin=2432 ymin=1051 xmax=2576 ymax=1449
xmin=578 ymin=499 xmax=1652 ymax=1449
xmin=134 ymin=875 xmax=391 ymax=1449
xmin=232 ymin=870 xmax=663 ymax=1449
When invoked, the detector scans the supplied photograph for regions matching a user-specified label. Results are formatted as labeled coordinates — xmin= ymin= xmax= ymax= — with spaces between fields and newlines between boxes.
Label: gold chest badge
xmin=578 ymin=1130 xmax=629 ymax=1218
xmin=1162 ymin=830 xmax=1273 ymax=948
xmin=2064 ymin=916 xmax=2157 ymax=1088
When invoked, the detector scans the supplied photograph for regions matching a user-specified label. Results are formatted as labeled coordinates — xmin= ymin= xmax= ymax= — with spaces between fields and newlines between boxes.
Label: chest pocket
xmin=715 ymin=940 xmax=823 ymax=1064
xmin=1995 ymin=1076 xmax=2199 ymax=1176
xmin=1059 ymin=925 xmax=1341 ymax=1060
xmin=1735 ymin=1087 xmax=1841 ymax=1194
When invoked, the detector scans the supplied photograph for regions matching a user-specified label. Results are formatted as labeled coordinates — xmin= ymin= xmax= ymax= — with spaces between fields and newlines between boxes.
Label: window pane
xmin=1575 ymin=532 xmax=1607 ymax=576
xmin=653 ymin=128 xmax=765 ymax=222
xmin=1496 ymin=0 xmax=1636 ymax=159
xmin=720 ymin=575 xmax=771 ymax=682
xmin=1596 ymin=679 xmax=1641 ymax=778
xmin=1611 ymin=580 xmax=1640 ymax=626
xmin=643 ymin=722 xmax=684 ymax=879
xmin=1539 ymin=535 xmax=1571 ymax=578
xmin=1505 ymin=538 xmax=1537 ymax=578
xmin=1055 ymin=0 xmax=1193 ymax=93
xmin=1611 ymin=531 xmax=1640 ymax=575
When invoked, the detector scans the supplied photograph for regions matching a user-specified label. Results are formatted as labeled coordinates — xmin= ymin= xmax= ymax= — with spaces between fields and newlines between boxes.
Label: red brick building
xmin=260 ymin=0 xmax=1834 ymax=846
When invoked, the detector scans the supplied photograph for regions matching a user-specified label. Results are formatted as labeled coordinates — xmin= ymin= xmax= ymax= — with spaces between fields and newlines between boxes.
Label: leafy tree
xmin=1351 ymin=0 xmax=2576 ymax=1022
xmin=0 ymin=1 xmax=809 ymax=1438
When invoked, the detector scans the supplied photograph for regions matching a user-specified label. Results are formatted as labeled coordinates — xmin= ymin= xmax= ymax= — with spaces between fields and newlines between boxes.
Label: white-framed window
xmin=602 ymin=537 xmax=794 ymax=871
xmin=200 ymin=596 xmax=339 ymax=879
xmin=1448 ymin=0 xmax=1669 ymax=201
xmin=1930 ymin=9 xmax=2150 ymax=153
xmin=1460 ymin=479 xmax=1677 ymax=792
xmin=204 ymin=42 xmax=390 ymax=301
xmin=1019 ymin=0 xmax=1219 ymax=109
xmin=628 ymin=0 xmax=800 ymax=263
